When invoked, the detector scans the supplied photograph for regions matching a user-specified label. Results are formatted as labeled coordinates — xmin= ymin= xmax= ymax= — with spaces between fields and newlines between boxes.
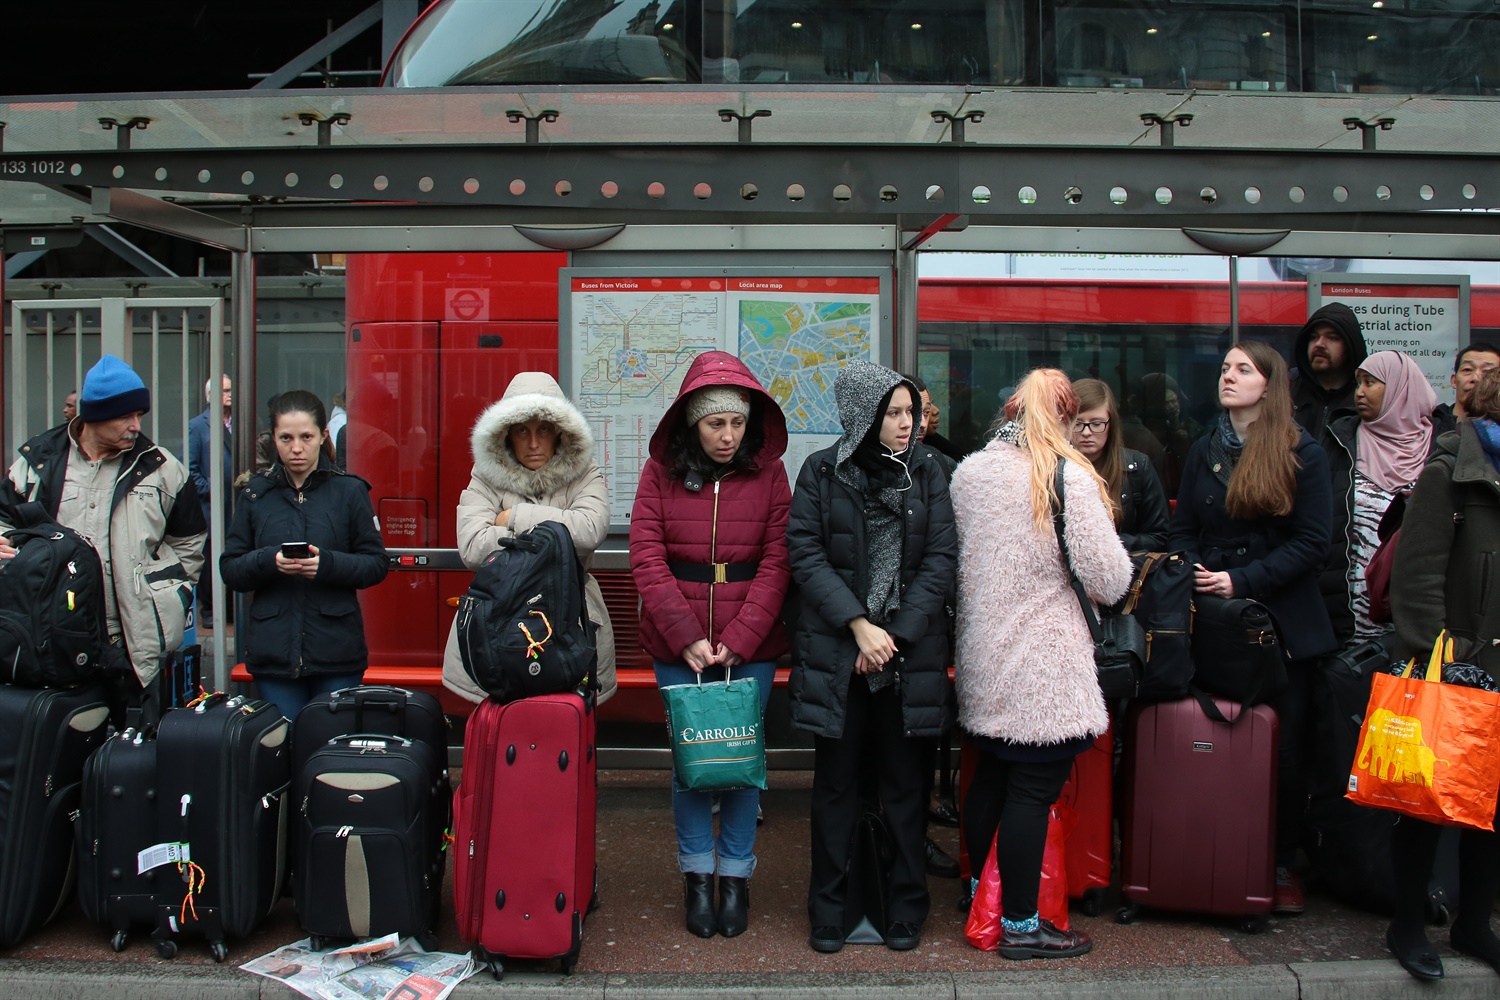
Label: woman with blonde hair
xmin=1168 ymin=341 xmax=1335 ymax=915
xmin=952 ymin=368 xmax=1132 ymax=959
xmin=1070 ymin=378 xmax=1170 ymax=552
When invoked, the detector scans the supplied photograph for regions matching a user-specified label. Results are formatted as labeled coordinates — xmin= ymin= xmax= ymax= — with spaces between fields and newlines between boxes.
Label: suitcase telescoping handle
xmin=331 ymin=733 xmax=416 ymax=752
xmin=329 ymin=685 xmax=415 ymax=732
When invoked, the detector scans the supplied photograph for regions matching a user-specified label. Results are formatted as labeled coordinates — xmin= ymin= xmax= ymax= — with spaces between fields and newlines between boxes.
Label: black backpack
xmin=456 ymin=520 xmax=597 ymax=702
xmin=0 ymin=502 xmax=109 ymax=686
xmin=1121 ymin=551 xmax=1195 ymax=702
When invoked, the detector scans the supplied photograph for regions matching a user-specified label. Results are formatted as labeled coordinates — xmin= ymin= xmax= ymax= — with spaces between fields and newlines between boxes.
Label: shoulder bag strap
xmin=1119 ymin=552 xmax=1165 ymax=616
xmin=1051 ymin=462 xmax=1105 ymax=644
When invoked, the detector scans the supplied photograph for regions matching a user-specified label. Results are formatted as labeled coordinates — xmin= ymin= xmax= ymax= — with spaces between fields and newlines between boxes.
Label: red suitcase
xmin=1118 ymin=694 xmax=1278 ymax=932
xmin=1056 ymin=725 xmax=1113 ymax=915
xmin=454 ymin=693 xmax=596 ymax=977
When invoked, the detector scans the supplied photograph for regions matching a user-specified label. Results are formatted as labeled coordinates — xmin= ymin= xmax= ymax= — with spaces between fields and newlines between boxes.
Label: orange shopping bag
xmin=1346 ymin=632 xmax=1500 ymax=831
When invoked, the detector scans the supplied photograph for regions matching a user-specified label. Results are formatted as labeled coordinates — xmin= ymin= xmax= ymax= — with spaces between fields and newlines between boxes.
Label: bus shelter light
xmin=1141 ymin=112 xmax=1193 ymax=147
xmin=506 ymin=109 xmax=561 ymax=145
xmin=931 ymin=110 xmax=985 ymax=144
xmin=296 ymin=112 xmax=351 ymax=147
xmin=718 ymin=108 xmax=772 ymax=144
xmin=99 ymin=116 xmax=152 ymax=151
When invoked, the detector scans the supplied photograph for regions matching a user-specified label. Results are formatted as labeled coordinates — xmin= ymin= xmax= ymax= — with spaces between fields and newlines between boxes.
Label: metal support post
xmin=1344 ymin=116 xmax=1395 ymax=151
xmin=895 ymin=248 xmax=918 ymax=375
xmin=299 ymin=112 xmax=352 ymax=147
xmin=227 ymin=251 xmax=256 ymax=691
xmin=505 ymin=110 xmax=559 ymax=144
xmin=717 ymin=109 xmax=771 ymax=143
xmin=930 ymin=110 xmax=984 ymax=143
xmin=1229 ymin=256 xmax=1240 ymax=343
xmin=1141 ymin=112 xmax=1193 ymax=147
xmin=100 ymin=298 xmax=130 ymax=362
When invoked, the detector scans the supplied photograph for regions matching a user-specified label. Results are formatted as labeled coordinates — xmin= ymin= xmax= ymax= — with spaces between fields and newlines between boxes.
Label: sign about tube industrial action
xmin=1309 ymin=275 xmax=1471 ymax=406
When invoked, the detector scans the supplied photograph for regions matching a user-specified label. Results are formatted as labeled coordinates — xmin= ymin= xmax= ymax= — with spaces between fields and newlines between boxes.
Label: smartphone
xmin=280 ymin=541 xmax=312 ymax=560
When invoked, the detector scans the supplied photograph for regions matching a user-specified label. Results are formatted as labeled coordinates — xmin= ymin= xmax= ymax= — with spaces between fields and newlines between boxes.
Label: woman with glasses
xmin=1070 ymin=379 xmax=1170 ymax=553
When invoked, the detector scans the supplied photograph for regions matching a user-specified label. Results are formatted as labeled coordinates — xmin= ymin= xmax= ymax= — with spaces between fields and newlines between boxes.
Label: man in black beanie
xmin=0 ymin=354 xmax=205 ymax=714
xmin=1291 ymin=302 xmax=1369 ymax=443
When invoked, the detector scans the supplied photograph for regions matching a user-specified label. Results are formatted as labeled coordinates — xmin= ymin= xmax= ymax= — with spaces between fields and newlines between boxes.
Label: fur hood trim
xmin=470 ymin=372 xmax=594 ymax=498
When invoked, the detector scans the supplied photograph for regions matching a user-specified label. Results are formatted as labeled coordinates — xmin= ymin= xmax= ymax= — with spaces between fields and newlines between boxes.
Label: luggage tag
xmin=137 ymin=841 xmax=191 ymax=874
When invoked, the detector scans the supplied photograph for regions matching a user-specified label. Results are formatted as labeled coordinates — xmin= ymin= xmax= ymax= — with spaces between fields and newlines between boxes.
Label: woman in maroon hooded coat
xmin=631 ymin=351 xmax=792 ymax=941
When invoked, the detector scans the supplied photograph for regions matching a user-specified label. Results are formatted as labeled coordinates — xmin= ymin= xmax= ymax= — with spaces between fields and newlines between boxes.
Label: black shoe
xmin=928 ymin=797 xmax=960 ymax=828
xmin=998 ymin=919 xmax=1093 ymax=960
xmin=717 ymin=876 xmax=749 ymax=938
xmin=1387 ymin=925 xmax=1443 ymax=980
xmin=886 ymin=921 xmax=921 ymax=951
xmin=809 ymin=925 xmax=845 ymax=953
xmin=924 ymin=836 xmax=960 ymax=879
xmin=684 ymin=873 xmax=716 ymax=938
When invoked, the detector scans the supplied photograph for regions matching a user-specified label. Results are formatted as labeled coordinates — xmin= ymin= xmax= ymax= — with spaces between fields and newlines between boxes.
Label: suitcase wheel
xmin=209 ymin=941 xmax=230 ymax=963
xmin=1078 ymin=888 xmax=1106 ymax=918
xmin=155 ymin=938 xmax=178 ymax=960
xmin=309 ymin=935 xmax=330 ymax=952
xmin=416 ymin=931 xmax=438 ymax=952
xmin=111 ymin=930 xmax=129 ymax=953
xmin=1239 ymin=915 xmax=1269 ymax=935
xmin=1115 ymin=904 xmax=1139 ymax=925
xmin=560 ymin=954 xmax=578 ymax=976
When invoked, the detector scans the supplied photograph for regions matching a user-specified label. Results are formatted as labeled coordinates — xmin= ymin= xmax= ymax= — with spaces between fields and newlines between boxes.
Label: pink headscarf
xmin=1356 ymin=351 xmax=1437 ymax=491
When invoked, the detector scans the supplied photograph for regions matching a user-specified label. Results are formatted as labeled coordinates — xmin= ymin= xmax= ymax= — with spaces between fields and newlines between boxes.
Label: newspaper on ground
xmin=240 ymin=934 xmax=478 ymax=1000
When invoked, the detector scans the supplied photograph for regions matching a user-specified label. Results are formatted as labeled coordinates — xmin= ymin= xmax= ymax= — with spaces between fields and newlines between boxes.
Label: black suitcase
xmin=292 ymin=685 xmax=447 ymax=778
xmin=0 ymin=684 xmax=111 ymax=948
xmin=1306 ymin=638 xmax=1458 ymax=918
xmin=295 ymin=734 xmax=448 ymax=948
xmin=76 ymin=727 xmax=162 ymax=951
xmin=150 ymin=693 xmax=290 ymax=962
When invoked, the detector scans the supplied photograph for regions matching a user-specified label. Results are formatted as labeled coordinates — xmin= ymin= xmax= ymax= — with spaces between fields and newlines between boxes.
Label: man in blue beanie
xmin=0 ymin=354 xmax=205 ymax=711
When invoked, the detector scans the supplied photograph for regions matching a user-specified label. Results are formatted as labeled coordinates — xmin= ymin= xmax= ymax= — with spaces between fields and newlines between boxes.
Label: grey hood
xmin=470 ymin=372 xmax=594 ymax=499
xmin=833 ymin=359 xmax=919 ymax=468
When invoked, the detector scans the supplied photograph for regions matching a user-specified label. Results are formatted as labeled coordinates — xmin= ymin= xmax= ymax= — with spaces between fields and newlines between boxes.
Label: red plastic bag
xmin=965 ymin=802 xmax=1076 ymax=950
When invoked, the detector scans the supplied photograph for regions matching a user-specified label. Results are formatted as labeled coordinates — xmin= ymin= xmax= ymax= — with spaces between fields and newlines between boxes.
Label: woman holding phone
xmin=221 ymin=389 xmax=389 ymax=719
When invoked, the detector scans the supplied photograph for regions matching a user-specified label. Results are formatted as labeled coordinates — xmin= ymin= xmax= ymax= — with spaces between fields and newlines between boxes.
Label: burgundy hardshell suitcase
xmin=1057 ymin=723 xmax=1113 ymax=915
xmin=454 ymin=692 xmax=597 ymax=977
xmin=1118 ymin=694 xmax=1278 ymax=932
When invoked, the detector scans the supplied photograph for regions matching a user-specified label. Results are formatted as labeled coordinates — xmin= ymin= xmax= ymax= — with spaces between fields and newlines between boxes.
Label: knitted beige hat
xmin=684 ymin=385 xmax=751 ymax=426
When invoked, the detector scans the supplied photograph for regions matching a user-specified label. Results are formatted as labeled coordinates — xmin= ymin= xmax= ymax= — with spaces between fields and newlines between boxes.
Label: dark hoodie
xmin=1292 ymin=302 xmax=1369 ymax=443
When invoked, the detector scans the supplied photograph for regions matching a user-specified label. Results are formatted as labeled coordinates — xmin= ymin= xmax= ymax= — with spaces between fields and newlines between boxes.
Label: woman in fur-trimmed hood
xmin=441 ymin=371 xmax=616 ymax=704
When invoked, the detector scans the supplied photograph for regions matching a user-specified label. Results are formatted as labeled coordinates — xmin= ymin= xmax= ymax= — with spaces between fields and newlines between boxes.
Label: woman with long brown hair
xmin=1168 ymin=341 xmax=1335 ymax=915
xmin=952 ymin=369 xmax=1132 ymax=959
xmin=1070 ymin=378 xmax=1169 ymax=552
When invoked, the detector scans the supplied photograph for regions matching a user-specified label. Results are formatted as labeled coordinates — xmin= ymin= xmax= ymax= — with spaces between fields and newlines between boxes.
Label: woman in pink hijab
xmin=1318 ymin=349 xmax=1438 ymax=645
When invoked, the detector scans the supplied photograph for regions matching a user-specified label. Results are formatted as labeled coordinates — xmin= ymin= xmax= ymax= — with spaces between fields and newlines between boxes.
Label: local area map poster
xmin=570 ymin=275 xmax=881 ymax=522
xmin=1310 ymin=275 xmax=1469 ymax=406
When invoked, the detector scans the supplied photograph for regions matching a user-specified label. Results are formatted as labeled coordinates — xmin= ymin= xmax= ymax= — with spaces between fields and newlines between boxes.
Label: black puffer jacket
xmin=220 ymin=456 xmax=388 ymax=679
xmin=786 ymin=364 xmax=957 ymax=740
xmin=1117 ymin=448 xmax=1170 ymax=552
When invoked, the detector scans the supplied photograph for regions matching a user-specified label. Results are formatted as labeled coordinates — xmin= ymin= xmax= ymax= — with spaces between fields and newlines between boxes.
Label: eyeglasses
xmin=1072 ymin=419 xmax=1110 ymax=434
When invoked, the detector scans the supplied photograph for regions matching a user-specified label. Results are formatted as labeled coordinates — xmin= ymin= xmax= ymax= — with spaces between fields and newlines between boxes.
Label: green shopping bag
xmin=661 ymin=671 xmax=767 ymax=792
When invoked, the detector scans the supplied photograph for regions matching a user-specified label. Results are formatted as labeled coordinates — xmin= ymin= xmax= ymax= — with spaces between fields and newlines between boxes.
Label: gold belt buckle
xmin=713 ymin=562 xmax=728 ymax=584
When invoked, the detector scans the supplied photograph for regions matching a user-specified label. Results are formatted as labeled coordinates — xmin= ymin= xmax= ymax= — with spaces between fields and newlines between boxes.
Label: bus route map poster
xmin=566 ymin=274 xmax=882 ymax=523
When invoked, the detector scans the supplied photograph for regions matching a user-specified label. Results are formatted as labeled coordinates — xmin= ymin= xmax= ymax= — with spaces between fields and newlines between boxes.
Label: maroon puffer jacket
xmin=630 ymin=352 xmax=792 ymax=664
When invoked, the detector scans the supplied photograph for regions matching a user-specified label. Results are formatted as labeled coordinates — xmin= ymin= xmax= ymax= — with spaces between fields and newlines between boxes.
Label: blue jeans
xmin=254 ymin=671 xmax=364 ymax=721
xmin=655 ymin=659 xmax=775 ymax=879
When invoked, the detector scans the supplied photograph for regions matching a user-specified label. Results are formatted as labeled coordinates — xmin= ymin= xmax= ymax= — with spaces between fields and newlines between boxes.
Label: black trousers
xmin=962 ymin=751 xmax=1074 ymax=922
xmin=1391 ymin=786 xmax=1500 ymax=936
xmin=809 ymin=676 xmax=932 ymax=928
xmin=1271 ymin=658 xmax=1317 ymax=866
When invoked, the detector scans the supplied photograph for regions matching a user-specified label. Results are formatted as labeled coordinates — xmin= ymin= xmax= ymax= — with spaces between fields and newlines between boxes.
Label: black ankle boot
xmin=717 ymin=876 xmax=749 ymax=937
xmin=684 ymin=873 xmax=716 ymax=938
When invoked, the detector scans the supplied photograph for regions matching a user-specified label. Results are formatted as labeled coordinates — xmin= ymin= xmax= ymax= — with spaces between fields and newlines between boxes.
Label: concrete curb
xmin=2 ymin=957 xmax=1496 ymax=999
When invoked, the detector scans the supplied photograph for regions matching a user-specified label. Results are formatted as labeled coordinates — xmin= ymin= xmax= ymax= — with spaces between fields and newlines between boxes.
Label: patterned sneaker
xmin=1274 ymin=866 xmax=1304 ymax=914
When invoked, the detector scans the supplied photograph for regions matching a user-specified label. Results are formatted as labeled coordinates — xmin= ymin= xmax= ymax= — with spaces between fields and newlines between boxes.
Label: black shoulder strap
xmin=1051 ymin=462 xmax=1105 ymax=644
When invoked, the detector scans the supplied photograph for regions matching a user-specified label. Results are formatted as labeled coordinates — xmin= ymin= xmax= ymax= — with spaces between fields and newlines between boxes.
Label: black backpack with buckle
xmin=456 ymin=520 xmax=597 ymax=702
xmin=0 ymin=502 xmax=109 ymax=687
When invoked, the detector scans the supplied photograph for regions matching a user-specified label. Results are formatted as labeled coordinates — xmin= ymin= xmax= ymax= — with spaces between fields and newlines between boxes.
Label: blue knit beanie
xmin=80 ymin=354 xmax=151 ymax=423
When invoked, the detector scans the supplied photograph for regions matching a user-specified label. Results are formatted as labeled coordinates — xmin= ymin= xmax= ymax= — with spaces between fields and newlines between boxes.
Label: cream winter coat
xmin=951 ymin=442 xmax=1131 ymax=746
xmin=441 ymin=372 xmax=617 ymax=704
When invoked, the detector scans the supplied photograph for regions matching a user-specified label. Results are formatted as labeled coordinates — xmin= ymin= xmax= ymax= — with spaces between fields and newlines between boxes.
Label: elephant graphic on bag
xmin=1356 ymin=709 xmax=1449 ymax=787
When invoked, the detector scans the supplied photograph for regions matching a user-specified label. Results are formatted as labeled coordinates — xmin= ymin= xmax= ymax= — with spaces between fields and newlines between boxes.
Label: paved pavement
xmin=2 ymin=770 xmax=1497 ymax=999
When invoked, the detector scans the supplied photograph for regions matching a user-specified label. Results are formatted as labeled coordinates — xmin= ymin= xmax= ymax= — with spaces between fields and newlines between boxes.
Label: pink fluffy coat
xmin=951 ymin=441 xmax=1133 ymax=746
